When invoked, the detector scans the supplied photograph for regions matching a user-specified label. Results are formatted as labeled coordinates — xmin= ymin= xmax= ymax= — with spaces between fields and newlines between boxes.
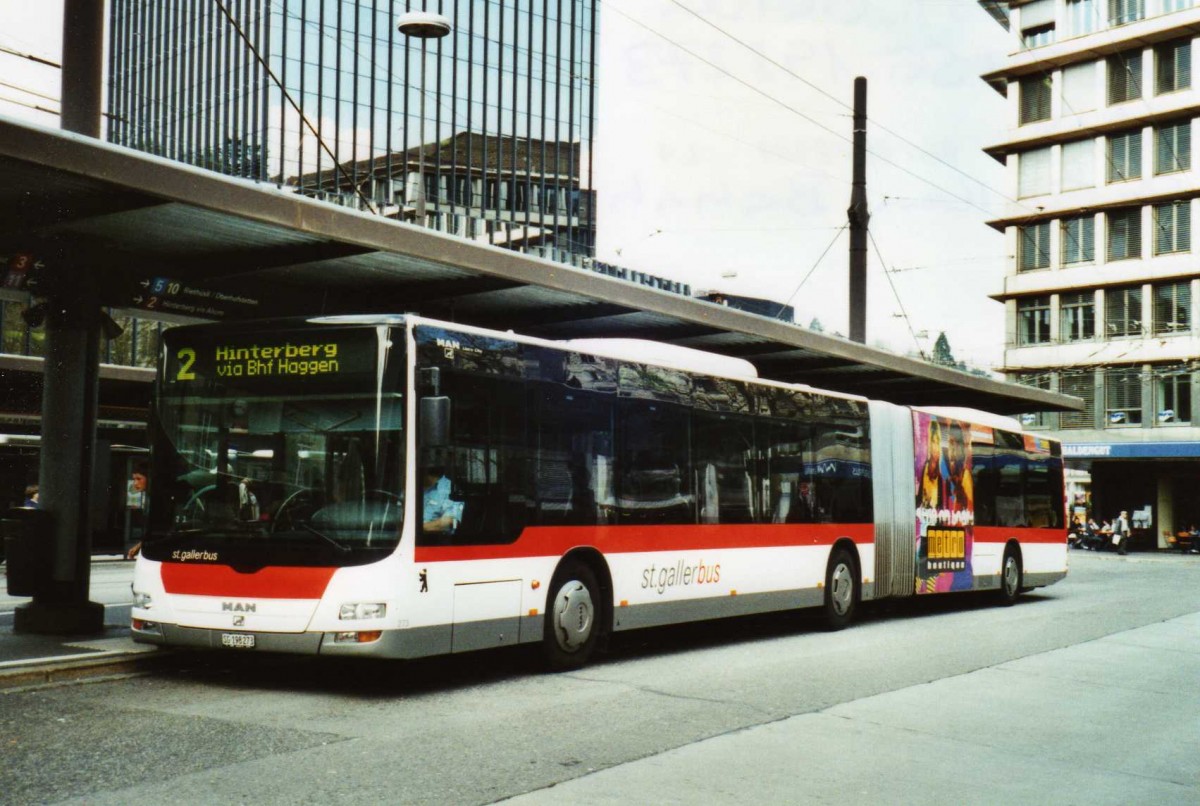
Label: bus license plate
xmin=220 ymin=633 xmax=256 ymax=649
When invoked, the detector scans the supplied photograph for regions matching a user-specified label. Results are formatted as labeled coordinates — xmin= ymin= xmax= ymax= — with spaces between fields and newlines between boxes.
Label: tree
xmin=808 ymin=317 xmax=824 ymax=332
xmin=932 ymin=331 xmax=957 ymax=367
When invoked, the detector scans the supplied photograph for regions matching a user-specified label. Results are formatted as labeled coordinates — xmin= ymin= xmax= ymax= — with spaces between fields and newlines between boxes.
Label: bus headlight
xmin=132 ymin=590 xmax=153 ymax=609
xmin=339 ymin=603 xmax=386 ymax=620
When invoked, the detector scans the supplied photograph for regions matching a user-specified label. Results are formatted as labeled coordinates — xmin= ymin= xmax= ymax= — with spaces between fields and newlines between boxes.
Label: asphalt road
xmin=1 ymin=550 xmax=1198 ymax=805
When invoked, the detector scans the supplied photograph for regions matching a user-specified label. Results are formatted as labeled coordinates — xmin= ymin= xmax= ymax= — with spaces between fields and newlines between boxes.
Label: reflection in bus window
xmin=531 ymin=385 xmax=614 ymax=526
xmin=995 ymin=451 xmax=1025 ymax=528
xmin=616 ymin=400 xmax=694 ymax=525
xmin=1026 ymin=456 xmax=1064 ymax=528
xmin=762 ymin=419 xmax=817 ymax=524
xmin=693 ymin=412 xmax=757 ymax=524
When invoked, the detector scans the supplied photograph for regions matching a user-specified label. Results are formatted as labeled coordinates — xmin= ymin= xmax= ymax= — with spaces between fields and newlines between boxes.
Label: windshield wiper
xmin=299 ymin=523 xmax=352 ymax=553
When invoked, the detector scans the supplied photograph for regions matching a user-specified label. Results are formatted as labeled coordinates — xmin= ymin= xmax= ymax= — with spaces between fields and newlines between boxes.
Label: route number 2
xmin=176 ymin=347 xmax=197 ymax=381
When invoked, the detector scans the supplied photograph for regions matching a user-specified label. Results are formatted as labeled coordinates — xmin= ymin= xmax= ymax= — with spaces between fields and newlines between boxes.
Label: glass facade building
xmin=106 ymin=0 xmax=598 ymax=264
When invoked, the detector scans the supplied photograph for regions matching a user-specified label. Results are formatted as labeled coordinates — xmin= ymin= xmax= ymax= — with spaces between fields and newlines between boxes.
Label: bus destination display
xmin=165 ymin=331 xmax=380 ymax=386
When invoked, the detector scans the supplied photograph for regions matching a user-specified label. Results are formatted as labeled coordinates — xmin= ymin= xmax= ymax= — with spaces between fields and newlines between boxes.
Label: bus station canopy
xmin=0 ymin=116 xmax=1079 ymax=416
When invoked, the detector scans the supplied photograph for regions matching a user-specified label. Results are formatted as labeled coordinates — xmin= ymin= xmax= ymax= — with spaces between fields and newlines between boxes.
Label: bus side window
xmin=760 ymin=419 xmax=814 ymax=524
xmin=530 ymin=384 xmax=613 ymax=527
xmin=420 ymin=372 xmax=527 ymax=545
xmin=692 ymin=411 xmax=757 ymax=524
xmin=616 ymin=399 xmax=694 ymax=525
xmin=972 ymin=444 xmax=997 ymax=527
xmin=810 ymin=421 xmax=873 ymax=524
xmin=1025 ymin=455 xmax=1063 ymax=528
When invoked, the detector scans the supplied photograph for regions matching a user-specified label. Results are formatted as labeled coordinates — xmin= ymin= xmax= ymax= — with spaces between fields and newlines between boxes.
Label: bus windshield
xmin=145 ymin=324 xmax=405 ymax=563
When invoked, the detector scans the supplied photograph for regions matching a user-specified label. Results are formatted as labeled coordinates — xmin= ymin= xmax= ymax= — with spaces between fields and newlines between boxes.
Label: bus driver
xmin=422 ymin=468 xmax=464 ymax=535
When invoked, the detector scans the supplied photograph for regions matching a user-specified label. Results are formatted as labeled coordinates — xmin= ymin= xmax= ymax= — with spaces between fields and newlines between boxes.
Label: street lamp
xmin=397 ymin=11 xmax=452 ymax=225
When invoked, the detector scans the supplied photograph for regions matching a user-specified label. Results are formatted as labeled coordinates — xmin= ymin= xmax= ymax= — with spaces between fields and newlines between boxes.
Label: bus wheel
xmin=998 ymin=546 xmax=1022 ymax=607
xmin=822 ymin=548 xmax=858 ymax=631
xmin=543 ymin=562 xmax=600 ymax=671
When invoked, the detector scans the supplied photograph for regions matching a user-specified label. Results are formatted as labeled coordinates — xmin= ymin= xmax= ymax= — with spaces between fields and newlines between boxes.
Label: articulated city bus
xmin=131 ymin=315 xmax=1067 ymax=669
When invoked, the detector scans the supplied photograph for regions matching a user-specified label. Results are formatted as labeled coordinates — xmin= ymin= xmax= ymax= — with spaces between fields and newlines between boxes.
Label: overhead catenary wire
xmin=778 ymin=224 xmax=847 ymax=316
xmin=604 ymin=3 xmax=1000 ymax=217
xmin=660 ymin=0 xmax=1032 ymax=213
xmin=868 ymin=229 xmax=928 ymax=361
xmin=0 ymin=43 xmax=60 ymax=69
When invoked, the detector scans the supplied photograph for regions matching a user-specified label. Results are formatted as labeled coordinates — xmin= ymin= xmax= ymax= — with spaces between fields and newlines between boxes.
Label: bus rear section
xmin=868 ymin=404 xmax=1067 ymax=603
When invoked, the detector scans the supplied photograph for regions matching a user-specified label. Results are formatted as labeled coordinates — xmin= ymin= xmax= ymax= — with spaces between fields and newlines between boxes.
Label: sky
xmin=0 ymin=0 xmax=1015 ymax=370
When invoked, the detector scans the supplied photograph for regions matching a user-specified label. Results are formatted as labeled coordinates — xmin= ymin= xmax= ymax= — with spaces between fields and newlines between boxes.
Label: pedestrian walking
xmin=1114 ymin=510 xmax=1131 ymax=555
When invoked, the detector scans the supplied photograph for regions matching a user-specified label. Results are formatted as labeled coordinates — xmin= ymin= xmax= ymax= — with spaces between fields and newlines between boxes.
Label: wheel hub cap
xmin=553 ymin=580 xmax=594 ymax=651
xmin=831 ymin=563 xmax=854 ymax=615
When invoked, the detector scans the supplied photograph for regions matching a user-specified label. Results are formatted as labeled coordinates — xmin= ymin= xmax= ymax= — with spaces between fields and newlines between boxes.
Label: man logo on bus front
xmin=419 ymin=569 xmax=428 ymax=593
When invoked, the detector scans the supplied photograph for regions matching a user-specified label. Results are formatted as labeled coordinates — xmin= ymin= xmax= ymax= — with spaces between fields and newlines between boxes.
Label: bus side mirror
xmin=420 ymin=396 xmax=451 ymax=448
xmin=418 ymin=366 xmax=441 ymax=395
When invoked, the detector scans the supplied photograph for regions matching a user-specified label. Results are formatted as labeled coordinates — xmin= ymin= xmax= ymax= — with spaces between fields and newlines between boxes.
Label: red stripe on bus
xmin=973 ymin=526 xmax=1068 ymax=545
xmin=414 ymin=523 xmax=874 ymax=563
xmin=160 ymin=564 xmax=337 ymax=598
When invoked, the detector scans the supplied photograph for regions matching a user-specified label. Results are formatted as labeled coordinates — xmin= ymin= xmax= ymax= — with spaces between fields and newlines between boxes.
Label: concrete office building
xmin=980 ymin=0 xmax=1200 ymax=544
xmin=106 ymin=0 xmax=598 ymax=265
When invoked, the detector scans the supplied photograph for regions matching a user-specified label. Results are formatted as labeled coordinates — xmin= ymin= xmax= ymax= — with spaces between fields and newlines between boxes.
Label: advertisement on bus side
xmin=914 ymin=411 xmax=975 ymax=593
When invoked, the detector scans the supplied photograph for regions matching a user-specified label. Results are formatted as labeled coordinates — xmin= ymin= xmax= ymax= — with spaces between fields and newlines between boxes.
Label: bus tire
xmin=543 ymin=561 xmax=601 ymax=671
xmin=822 ymin=547 xmax=858 ymax=631
xmin=998 ymin=545 xmax=1022 ymax=607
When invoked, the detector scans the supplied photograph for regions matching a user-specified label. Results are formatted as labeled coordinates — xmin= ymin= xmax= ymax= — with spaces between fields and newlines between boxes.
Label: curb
xmin=0 ymin=649 xmax=172 ymax=693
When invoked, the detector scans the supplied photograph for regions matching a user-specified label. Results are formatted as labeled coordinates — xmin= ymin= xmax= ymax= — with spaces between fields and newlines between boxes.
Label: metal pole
xmin=15 ymin=0 xmax=107 ymax=634
xmin=417 ymin=38 xmax=427 ymax=225
xmin=61 ymin=0 xmax=104 ymax=136
xmin=848 ymin=77 xmax=869 ymax=344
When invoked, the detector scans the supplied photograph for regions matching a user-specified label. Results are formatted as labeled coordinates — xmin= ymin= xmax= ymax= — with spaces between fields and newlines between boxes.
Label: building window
xmin=1060 ymin=371 xmax=1097 ymax=429
xmin=1107 ymin=208 xmax=1143 ymax=261
xmin=1108 ymin=0 xmax=1145 ymax=26
xmin=1062 ymin=215 xmax=1095 ymax=264
xmin=1155 ymin=121 xmax=1191 ymax=174
xmin=1021 ymin=0 xmax=1056 ymax=48
xmin=1061 ymin=139 xmax=1096 ymax=189
xmin=1162 ymin=0 xmax=1194 ymax=13
xmin=1156 ymin=39 xmax=1191 ymax=95
xmin=1023 ymin=24 xmax=1056 ymax=49
xmin=1018 ymin=296 xmax=1052 ymax=345
xmin=1061 ymin=291 xmax=1096 ymax=341
xmin=1108 ymin=129 xmax=1143 ymax=181
xmin=1107 ymin=49 xmax=1143 ymax=104
xmin=1018 ymin=146 xmax=1052 ymax=197
xmin=1062 ymin=62 xmax=1098 ymax=114
xmin=1106 ymin=284 xmax=1144 ymax=336
xmin=1154 ymin=201 xmax=1191 ymax=254
xmin=1016 ymin=373 xmax=1053 ymax=428
xmin=1153 ymin=280 xmax=1191 ymax=334
xmin=1019 ymin=76 xmax=1052 ymax=124
xmin=1105 ymin=367 xmax=1143 ymax=426
xmin=1019 ymin=221 xmax=1052 ymax=270
xmin=1067 ymin=0 xmax=1099 ymax=36
xmin=1155 ymin=365 xmax=1191 ymax=424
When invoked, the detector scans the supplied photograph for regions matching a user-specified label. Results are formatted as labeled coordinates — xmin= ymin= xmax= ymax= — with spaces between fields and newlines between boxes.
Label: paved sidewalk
xmin=0 ymin=556 xmax=161 ymax=690
xmin=506 ymin=612 xmax=1200 ymax=805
